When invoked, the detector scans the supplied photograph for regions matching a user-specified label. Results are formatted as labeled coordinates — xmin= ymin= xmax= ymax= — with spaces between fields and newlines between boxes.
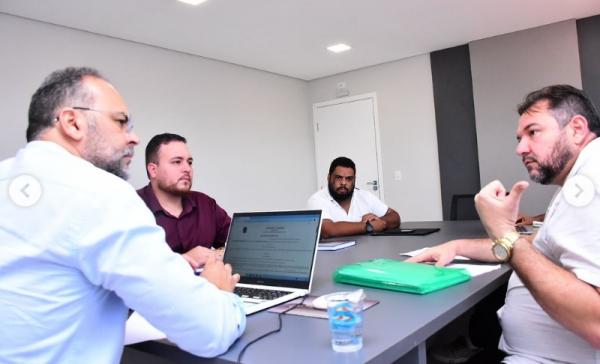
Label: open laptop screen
xmin=224 ymin=210 xmax=321 ymax=289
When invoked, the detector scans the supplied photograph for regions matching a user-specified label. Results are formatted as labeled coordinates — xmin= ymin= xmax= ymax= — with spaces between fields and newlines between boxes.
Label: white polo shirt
xmin=498 ymin=138 xmax=600 ymax=363
xmin=307 ymin=188 xmax=389 ymax=222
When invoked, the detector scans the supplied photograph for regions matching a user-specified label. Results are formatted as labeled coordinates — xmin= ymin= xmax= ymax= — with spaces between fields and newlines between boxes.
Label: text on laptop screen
xmin=225 ymin=211 xmax=320 ymax=285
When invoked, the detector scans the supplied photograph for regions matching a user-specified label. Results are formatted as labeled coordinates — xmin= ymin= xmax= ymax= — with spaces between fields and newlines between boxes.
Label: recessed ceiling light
xmin=177 ymin=0 xmax=208 ymax=5
xmin=327 ymin=43 xmax=352 ymax=53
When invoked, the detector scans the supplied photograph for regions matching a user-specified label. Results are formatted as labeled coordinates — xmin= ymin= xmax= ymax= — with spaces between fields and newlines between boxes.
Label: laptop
xmin=223 ymin=210 xmax=322 ymax=315
xmin=370 ymin=227 xmax=440 ymax=236
xmin=516 ymin=225 xmax=534 ymax=235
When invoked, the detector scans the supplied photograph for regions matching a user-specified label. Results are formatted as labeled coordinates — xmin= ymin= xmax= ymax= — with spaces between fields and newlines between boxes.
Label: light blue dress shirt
xmin=0 ymin=141 xmax=245 ymax=363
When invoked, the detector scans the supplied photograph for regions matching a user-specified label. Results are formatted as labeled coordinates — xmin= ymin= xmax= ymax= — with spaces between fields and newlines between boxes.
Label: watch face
xmin=492 ymin=244 xmax=508 ymax=261
xmin=366 ymin=222 xmax=373 ymax=233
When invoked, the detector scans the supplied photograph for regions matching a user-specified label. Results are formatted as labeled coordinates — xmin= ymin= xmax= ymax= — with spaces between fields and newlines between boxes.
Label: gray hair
xmin=26 ymin=67 xmax=104 ymax=141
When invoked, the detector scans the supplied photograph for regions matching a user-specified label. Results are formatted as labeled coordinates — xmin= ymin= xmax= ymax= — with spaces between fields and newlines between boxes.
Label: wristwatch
xmin=365 ymin=221 xmax=374 ymax=233
xmin=491 ymin=231 xmax=521 ymax=262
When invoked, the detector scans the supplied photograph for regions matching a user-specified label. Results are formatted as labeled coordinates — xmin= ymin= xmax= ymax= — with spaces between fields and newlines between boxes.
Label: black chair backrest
xmin=450 ymin=194 xmax=479 ymax=221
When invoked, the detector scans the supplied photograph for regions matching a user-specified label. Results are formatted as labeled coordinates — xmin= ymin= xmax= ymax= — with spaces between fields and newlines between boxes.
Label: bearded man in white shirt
xmin=410 ymin=85 xmax=600 ymax=363
xmin=307 ymin=156 xmax=400 ymax=238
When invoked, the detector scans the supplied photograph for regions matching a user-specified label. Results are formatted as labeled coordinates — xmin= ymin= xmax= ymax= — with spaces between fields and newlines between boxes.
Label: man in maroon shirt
xmin=137 ymin=133 xmax=230 ymax=269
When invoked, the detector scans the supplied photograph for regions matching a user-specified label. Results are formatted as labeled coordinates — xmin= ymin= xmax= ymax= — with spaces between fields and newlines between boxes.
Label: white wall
xmin=0 ymin=13 xmax=314 ymax=213
xmin=308 ymin=56 xmax=443 ymax=221
xmin=470 ymin=20 xmax=582 ymax=215
xmin=2 ymin=13 xmax=585 ymax=221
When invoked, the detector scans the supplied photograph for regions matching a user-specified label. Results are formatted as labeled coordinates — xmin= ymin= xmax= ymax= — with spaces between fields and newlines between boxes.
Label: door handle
xmin=366 ymin=180 xmax=378 ymax=191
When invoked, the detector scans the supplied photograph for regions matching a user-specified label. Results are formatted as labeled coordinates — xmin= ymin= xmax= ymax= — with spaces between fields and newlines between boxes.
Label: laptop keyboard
xmin=234 ymin=287 xmax=290 ymax=301
xmin=516 ymin=225 xmax=533 ymax=234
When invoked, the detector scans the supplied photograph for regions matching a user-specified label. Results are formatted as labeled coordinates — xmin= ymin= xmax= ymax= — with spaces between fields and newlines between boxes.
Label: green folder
xmin=333 ymin=258 xmax=471 ymax=294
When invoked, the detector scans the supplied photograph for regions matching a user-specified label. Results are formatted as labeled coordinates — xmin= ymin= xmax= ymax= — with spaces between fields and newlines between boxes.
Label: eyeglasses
xmin=73 ymin=106 xmax=133 ymax=132
xmin=69 ymin=106 xmax=134 ymax=132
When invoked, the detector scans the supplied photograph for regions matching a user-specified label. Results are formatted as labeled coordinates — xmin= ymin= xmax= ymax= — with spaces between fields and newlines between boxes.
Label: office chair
xmin=450 ymin=194 xmax=479 ymax=220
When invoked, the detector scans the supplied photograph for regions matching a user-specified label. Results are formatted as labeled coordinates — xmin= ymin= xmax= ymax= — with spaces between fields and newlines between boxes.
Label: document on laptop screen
xmin=226 ymin=214 xmax=319 ymax=282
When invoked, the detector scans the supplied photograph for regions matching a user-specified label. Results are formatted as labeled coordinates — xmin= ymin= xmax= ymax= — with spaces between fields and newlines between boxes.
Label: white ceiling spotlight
xmin=177 ymin=0 xmax=208 ymax=5
xmin=327 ymin=43 xmax=352 ymax=53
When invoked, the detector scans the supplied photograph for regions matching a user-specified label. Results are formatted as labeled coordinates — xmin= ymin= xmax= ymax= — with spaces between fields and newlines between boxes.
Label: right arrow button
xmin=563 ymin=175 xmax=595 ymax=207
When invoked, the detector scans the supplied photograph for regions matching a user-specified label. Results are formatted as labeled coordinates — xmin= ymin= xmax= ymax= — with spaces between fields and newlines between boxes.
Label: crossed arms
xmin=320 ymin=208 xmax=400 ymax=239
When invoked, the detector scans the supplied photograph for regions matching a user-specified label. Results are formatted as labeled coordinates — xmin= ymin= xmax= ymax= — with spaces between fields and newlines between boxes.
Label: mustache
xmin=120 ymin=147 xmax=134 ymax=159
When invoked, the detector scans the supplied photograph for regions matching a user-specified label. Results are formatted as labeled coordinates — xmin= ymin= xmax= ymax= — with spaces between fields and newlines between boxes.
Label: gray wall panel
xmin=578 ymin=15 xmax=600 ymax=110
xmin=431 ymin=45 xmax=480 ymax=220
xmin=470 ymin=21 xmax=581 ymax=215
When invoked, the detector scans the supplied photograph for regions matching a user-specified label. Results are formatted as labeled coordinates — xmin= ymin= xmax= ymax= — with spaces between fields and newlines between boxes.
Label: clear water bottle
xmin=326 ymin=290 xmax=364 ymax=352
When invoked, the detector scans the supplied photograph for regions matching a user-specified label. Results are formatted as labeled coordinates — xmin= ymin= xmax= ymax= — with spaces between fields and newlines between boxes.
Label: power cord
xmin=236 ymin=296 xmax=308 ymax=363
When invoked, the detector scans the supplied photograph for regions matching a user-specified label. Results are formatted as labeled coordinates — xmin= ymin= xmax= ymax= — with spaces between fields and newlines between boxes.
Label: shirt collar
xmin=28 ymin=140 xmax=72 ymax=155
xmin=567 ymin=137 xmax=600 ymax=179
xmin=140 ymin=183 xmax=196 ymax=216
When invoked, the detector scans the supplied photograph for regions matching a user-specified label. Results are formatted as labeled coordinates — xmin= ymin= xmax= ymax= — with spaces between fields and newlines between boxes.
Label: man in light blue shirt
xmin=0 ymin=67 xmax=246 ymax=363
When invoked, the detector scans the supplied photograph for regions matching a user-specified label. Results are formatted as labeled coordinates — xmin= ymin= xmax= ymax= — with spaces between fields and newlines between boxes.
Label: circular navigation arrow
xmin=8 ymin=174 xmax=42 ymax=207
xmin=562 ymin=174 xmax=595 ymax=208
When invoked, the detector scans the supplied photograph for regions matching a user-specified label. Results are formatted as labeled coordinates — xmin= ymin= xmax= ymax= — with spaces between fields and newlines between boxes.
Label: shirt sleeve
xmin=541 ymin=197 xmax=600 ymax=288
xmin=212 ymin=202 xmax=231 ymax=249
xmin=536 ymin=156 xmax=600 ymax=288
xmin=360 ymin=190 xmax=389 ymax=217
xmin=307 ymin=191 xmax=332 ymax=220
xmin=77 ymin=191 xmax=245 ymax=357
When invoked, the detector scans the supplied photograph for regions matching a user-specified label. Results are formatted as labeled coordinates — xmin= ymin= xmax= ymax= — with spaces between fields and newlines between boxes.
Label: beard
xmin=328 ymin=181 xmax=354 ymax=202
xmin=157 ymin=178 xmax=192 ymax=196
xmin=82 ymin=122 xmax=133 ymax=180
xmin=524 ymin=135 xmax=572 ymax=185
xmin=91 ymin=150 xmax=132 ymax=180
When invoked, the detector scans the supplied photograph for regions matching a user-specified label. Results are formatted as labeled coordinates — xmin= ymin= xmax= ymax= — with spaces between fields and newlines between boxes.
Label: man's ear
xmin=56 ymin=108 xmax=86 ymax=141
xmin=147 ymin=163 xmax=158 ymax=179
xmin=568 ymin=115 xmax=591 ymax=145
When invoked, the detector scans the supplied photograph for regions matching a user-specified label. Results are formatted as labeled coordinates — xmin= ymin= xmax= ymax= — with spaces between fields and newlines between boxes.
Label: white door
xmin=313 ymin=93 xmax=384 ymax=200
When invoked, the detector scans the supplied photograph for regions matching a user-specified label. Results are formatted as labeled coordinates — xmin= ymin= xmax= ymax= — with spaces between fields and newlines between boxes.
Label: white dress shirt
xmin=0 ymin=141 xmax=245 ymax=364
xmin=307 ymin=187 xmax=388 ymax=221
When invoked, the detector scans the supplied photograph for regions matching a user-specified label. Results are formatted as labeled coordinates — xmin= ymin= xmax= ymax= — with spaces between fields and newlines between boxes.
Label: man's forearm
xmin=321 ymin=220 xmax=366 ymax=239
xmin=456 ymin=238 xmax=497 ymax=262
xmin=511 ymin=239 xmax=600 ymax=348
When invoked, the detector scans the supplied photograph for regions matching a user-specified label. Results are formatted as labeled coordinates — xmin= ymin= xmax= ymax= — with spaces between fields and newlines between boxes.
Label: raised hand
xmin=475 ymin=180 xmax=529 ymax=239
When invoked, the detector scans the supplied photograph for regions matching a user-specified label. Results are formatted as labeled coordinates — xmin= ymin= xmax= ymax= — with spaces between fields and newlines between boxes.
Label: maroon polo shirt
xmin=137 ymin=184 xmax=231 ymax=253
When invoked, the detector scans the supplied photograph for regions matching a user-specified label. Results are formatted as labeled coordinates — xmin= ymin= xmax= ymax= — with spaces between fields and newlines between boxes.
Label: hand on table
xmin=406 ymin=240 xmax=462 ymax=267
xmin=361 ymin=213 xmax=379 ymax=222
xmin=362 ymin=213 xmax=387 ymax=232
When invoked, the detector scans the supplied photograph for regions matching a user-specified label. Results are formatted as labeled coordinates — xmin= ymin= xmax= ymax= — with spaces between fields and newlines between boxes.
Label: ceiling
xmin=2 ymin=0 xmax=600 ymax=80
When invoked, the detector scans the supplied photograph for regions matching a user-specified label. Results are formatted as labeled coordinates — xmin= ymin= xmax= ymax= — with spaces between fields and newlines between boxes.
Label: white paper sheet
xmin=444 ymin=262 xmax=501 ymax=276
xmin=399 ymin=247 xmax=501 ymax=277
